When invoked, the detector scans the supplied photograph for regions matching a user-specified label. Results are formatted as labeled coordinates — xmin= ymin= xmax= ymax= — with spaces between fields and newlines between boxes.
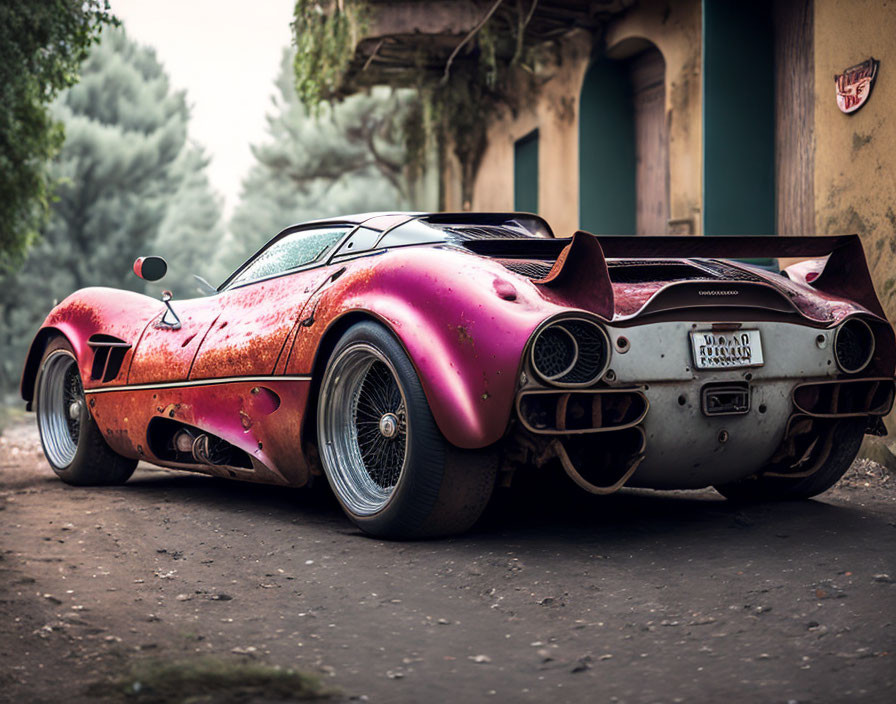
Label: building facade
xmin=336 ymin=0 xmax=895 ymax=324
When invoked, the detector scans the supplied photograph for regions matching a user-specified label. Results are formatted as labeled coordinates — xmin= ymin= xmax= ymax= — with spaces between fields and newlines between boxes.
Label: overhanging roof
xmin=336 ymin=0 xmax=633 ymax=93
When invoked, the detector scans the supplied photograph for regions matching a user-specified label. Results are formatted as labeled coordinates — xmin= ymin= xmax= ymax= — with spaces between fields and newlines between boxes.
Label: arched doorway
xmin=579 ymin=43 xmax=669 ymax=235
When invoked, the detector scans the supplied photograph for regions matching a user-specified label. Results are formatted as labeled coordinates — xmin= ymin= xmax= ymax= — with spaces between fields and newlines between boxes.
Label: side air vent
xmin=530 ymin=318 xmax=611 ymax=387
xmin=87 ymin=335 xmax=131 ymax=382
xmin=146 ymin=417 xmax=253 ymax=469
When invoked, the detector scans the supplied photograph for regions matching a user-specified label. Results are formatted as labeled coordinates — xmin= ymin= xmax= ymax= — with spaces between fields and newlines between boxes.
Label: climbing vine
xmin=291 ymin=0 xmax=549 ymax=207
xmin=423 ymin=1 xmax=547 ymax=208
xmin=291 ymin=0 xmax=369 ymax=108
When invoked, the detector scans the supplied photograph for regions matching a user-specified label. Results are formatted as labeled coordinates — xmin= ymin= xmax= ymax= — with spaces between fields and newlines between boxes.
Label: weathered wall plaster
xmin=604 ymin=0 xmax=703 ymax=234
xmin=813 ymin=0 xmax=896 ymax=325
xmin=450 ymin=0 xmax=703 ymax=239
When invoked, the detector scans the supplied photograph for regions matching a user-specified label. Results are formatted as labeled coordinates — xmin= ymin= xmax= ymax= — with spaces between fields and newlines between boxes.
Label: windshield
xmin=224 ymin=227 xmax=349 ymax=289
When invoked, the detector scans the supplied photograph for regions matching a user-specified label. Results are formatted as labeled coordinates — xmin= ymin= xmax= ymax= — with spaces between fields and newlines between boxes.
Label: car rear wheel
xmin=35 ymin=337 xmax=137 ymax=486
xmin=317 ymin=321 xmax=496 ymax=538
xmin=714 ymin=419 xmax=865 ymax=502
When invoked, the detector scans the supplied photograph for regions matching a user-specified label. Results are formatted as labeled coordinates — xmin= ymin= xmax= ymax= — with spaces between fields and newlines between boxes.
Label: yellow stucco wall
xmin=604 ymin=0 xmax=703 ymax=234
xmin=451 ymin=0 xmax=893 ymax=327
xmin=455 ymin=31 xmax=592 ymax=237
xmin=813 ymin=0 xmax=896 ymax=325
xmin=455 ymin=0 xmax=703 ymax=239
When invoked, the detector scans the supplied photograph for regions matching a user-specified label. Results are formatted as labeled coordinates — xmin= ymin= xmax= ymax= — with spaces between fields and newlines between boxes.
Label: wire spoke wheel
xmin=317 ymin=322 xmax=496 ymax=538
xmin=37 ymin=351 xmax=83 ymax=469
xmin=319 ymin=342 xmax=409 ymax=516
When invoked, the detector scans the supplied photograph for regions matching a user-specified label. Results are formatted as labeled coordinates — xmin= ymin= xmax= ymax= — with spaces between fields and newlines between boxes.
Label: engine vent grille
xmin=496 ymin=259 xmax=553 ymax=279
xmin=698 ymin=260 xmax=768 ymax=283
xmin=444 ymin=225 xmax=534 ymax=240
xmin=606 ymin=260 xmax=718 ymax=283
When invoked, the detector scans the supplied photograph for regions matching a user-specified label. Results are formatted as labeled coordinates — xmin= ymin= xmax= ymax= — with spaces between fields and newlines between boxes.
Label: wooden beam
xmin=366 ymin=1 xmax=486 ymax=38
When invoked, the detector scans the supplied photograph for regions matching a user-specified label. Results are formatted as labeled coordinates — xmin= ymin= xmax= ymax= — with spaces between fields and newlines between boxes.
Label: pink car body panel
xmin=283 ymin=246 xmax=569 ymax=449
xmin=26 ymin=287 xmax=164 ymax=393
xmin=127 ymin=297 xmax=221 ymax=384
xmin=88 ymin=380 xmax=312 ymax=486
xmin=20 ymin=214 xmax=894 ymax=488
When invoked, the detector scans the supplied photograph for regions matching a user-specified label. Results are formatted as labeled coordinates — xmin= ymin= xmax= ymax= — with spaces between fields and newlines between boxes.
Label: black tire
xmin=714 ymin=419 xmax=865 ymax=502
xmin=35 ymin=337 xmax=137 ymax=486
xmin=317 ymin=321 xmax=496 ymax=538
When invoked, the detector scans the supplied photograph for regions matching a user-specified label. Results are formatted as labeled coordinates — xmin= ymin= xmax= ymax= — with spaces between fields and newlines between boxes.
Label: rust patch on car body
xmin=88 ymin=380 xmax=311 ymax=487
xmin=19 ymin=215 xmax=894 ymax=463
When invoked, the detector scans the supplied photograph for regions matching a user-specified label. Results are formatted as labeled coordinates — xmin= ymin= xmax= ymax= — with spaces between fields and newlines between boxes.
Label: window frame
xmin=218 ymin=223 xmax=358 ymax=292
xmin=329 ymin=226 xmax=381 ymax=262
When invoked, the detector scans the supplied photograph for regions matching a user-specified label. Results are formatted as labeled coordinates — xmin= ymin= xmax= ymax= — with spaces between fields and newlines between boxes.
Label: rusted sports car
xmin=21 ymin=212 xmax=895 ymax=537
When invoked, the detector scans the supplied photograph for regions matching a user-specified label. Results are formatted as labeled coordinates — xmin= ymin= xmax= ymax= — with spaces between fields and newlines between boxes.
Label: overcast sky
xmin=111 ymin=0 xmax=296 ymax=216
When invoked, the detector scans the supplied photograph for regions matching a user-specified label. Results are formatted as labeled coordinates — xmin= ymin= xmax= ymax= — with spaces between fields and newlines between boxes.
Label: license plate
xmin=690 ymin=330 xmax=764 ymax=369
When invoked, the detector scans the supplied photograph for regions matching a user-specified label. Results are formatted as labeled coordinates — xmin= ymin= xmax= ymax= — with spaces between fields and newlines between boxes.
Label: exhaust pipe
xmin=173 ymin=428 xmax=196 ymax=454
xmin=172 ymin=428 xmax=226 ymax=466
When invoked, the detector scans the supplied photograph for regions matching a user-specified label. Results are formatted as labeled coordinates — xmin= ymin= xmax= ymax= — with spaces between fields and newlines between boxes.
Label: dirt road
xmin=2 ymin=416 xmax=895 ymax=703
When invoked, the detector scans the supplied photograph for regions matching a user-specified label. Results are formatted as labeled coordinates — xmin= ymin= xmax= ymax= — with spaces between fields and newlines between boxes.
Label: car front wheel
xmin=35 ymin=337 xmax=137 ymax=486
xmin=317 ymin=321 xmax=496 ymax=538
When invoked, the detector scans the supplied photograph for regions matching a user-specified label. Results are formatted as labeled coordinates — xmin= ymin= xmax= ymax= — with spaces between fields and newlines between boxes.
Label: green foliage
xmin=426 ymin=62 xmax=494 ymax=208
xmin=0 ymin=28 xmax=223 ymax=392
xmin=0 ymin=0 xmax=117 ymax=270
xmin=86 ymin=656 xmax=330 ymax=703
xmin=291 ymin=0 xmax=369 ymax=108
xmin=426 ymin=6 xmax=547 ymax=206
xmin=223 ymin=48 xmax=415 ymax=274
xmin=290 ymin=0 xmax=544 ymax=205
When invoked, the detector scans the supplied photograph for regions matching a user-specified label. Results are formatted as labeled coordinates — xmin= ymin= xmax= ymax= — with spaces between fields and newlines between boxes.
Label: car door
xmin=127 ymin=295 xmax=222 ymax=384
xmin=189 ymin=226 xmax=351 ymax=380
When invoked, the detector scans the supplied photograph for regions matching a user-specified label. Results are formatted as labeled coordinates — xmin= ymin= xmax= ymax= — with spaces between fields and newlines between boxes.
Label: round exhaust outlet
xmin=531 ymin=318 xmax=611 ymax=387
xmin=834 ymin=318 xmax=875 ymax=374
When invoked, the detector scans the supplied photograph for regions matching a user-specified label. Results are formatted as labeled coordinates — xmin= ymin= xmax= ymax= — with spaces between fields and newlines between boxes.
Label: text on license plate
xmin=689 ymin=330 xmax=764 ymax=369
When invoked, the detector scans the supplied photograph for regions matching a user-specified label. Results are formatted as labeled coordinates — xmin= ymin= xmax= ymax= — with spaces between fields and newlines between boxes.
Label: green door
xmin=579 ymin=57 xmax=635 ymax=234
xmin=703 ymin=0 xmax=775 ymax=247
xmin=514 ymin=130 xmax=539 ymax=213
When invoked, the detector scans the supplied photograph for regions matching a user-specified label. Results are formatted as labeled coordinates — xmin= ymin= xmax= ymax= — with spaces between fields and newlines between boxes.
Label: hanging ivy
xmin=291 ymin=0 xmax=549 ymax=207
xmin=423 ymin=2 xmax=547 ymax=207
xmin=291 ymin=0 xmax=369 ymax=108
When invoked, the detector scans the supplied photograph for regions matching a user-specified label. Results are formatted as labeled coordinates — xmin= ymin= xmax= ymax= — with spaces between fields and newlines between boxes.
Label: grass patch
xmin=86 ymin=657 xmax=333 ymax=703
xmin=0 ymin=401 xmax=29 ymax=435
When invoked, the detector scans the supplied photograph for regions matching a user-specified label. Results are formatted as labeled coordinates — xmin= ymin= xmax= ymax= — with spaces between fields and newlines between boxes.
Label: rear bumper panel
xmin=513 ymin=318 xmax=892 ymax=491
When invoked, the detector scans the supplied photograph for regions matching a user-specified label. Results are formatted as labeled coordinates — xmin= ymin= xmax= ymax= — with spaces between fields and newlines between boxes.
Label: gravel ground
xmin=1 ymin=415 xmax=895 ymax=703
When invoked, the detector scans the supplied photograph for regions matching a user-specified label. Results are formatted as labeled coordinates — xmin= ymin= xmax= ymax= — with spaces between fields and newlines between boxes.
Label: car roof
xmin=280 ymin=211 xmax=553 ymax=236
xmin=218 ymin=212 xmax=555 ymax=291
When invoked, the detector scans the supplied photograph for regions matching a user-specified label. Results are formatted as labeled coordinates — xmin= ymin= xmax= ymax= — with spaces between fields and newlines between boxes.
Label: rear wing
xmin=594 ymin=233 xmax=854 ymax=260
xmin=536 ymin=233 xmax=885 ymax=320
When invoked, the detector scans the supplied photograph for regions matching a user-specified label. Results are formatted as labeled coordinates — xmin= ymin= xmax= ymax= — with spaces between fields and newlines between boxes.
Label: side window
xmin=228 ymin=227 xmax=348 ymax=287
xmin=331 ymin=227 xmax=380 ymax=259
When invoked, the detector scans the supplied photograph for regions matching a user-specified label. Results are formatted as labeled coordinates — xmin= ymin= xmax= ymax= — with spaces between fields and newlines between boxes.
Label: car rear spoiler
xmin=535 ymin=233 xmax=886 ymax=320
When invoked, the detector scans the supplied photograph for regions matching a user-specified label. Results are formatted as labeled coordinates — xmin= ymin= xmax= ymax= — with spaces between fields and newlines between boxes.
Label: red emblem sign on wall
xmin=835 ymin=58 xmax=879 ymax=114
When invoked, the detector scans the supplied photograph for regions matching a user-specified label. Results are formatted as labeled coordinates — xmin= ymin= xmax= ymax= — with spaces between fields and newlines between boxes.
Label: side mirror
xmin=133 ymin=256 xmax=168 ymax=282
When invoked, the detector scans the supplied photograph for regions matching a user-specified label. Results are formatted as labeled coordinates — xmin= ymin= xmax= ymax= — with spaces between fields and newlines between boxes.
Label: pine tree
xmin=152 ymin=144 xmax=228 ymax=297
xmin=0 ymin=0 xmax=117 ymax=268
xmin=222 ymin=49 xmax=418 ymax=273
xmin=0 ymin=28 xmax=222 ymax=392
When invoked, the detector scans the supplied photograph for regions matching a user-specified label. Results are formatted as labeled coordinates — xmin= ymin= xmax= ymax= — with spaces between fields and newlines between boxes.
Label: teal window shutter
xmin=514 ymin=130 xmax=539 ymax=213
